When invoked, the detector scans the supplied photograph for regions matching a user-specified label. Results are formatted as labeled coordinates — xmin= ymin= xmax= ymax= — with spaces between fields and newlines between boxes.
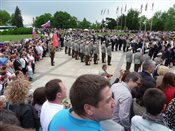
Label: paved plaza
xmin=31 ymin=48 xmax=175 ymax=93
xmin=31 ymin=49 xmax=129 ymax=92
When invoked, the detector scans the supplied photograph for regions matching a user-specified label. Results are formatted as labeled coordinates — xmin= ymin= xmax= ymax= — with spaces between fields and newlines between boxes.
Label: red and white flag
xmin=32 ymin=27 xmax=36 ymax=39
xmin=41 ymin=20 xmax=51 ymax=28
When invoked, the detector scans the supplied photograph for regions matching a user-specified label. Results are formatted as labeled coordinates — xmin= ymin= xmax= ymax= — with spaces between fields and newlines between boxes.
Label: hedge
xmin=0 ymin=27 xmax=33 ymax=35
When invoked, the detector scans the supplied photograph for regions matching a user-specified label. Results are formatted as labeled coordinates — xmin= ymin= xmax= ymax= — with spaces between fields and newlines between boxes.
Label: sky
xmin=0 ymin=0 xmax=175 ymax=26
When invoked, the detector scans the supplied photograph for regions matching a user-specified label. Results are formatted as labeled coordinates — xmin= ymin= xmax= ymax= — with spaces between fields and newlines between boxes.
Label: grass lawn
xmin=0 ymin=34 xmax=33 ymax=42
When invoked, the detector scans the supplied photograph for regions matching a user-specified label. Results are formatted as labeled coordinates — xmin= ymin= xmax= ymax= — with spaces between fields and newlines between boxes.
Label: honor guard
xmin=93 ymin=41 xmax=98 ymax=64
xmin=107 ymin=43 xmax=112 ymax=66
xmin=101 ymin=41 xmax=107 ymax=63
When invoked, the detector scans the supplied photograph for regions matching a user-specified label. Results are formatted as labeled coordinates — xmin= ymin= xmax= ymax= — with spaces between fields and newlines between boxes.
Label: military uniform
xmin=126 ymin=49 xmax=133 ymax=70
xmin=107 ymin=43 xmax=112 ymax=65
xmin=101 ymin=42 xmax=107 ymax=63
xmin=84 ymin=42 xmax=90 ymax=65
xmin=134 ymin=50 xmax=142 ymax=72
xmin=64 ymin=37 xmax=68 ymax=54
xmin=93 ymin=42 xmax=98 ymax=64
xmin=79 ymin=41 xmax=85 ymax=62
xmin=68 ymin=38 xmax=72 ymax=56
xmin=50 ymin=46 xmax=56 ymax=66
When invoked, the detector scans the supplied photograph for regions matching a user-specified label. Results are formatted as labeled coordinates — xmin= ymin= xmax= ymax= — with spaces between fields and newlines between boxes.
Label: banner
xmin=32 ymin=27 xmax=36 ymax=39
xmin=53 ymin=33 xmax=59 ymax=48
xmin=101 ymin=9 xmax=103 ymax=15
xmin=116 ymin=6 xmax=119 ymax=14
xmin=140 ymin=4 xmax=143 ymax=13
xmin=41 ymin=20 xmax=51 ymax=28
xmin=145 ymin=3 xmax=148 ymax=11
xmin=125 ymin=5 xmax=127 ymax=12
xmin=152 ymin=2 xmax=154 ymax=10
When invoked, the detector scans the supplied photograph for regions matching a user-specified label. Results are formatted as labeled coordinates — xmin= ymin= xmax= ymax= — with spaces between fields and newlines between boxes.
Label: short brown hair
xmin=45 ymin=79 xmax=62 ymax=101
xmin=70 ymin=74 xmax=110 ymax=115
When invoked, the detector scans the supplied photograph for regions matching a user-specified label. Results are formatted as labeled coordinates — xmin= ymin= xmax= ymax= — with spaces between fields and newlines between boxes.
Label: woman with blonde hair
xmin=4 ymin=79 xmax=39 ymax=130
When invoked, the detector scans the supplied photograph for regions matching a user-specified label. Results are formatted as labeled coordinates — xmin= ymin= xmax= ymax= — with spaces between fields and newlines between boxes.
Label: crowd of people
xmin=0 ymin=29 xmax=175 ymax=131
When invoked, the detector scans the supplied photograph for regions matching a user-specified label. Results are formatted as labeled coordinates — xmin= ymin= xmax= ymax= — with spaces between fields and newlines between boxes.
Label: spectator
xmin=131 ymin=88 xmax=172 ymax=131
xmin=99 ymin=64 xmax=113 ymax=80
xmin=111 ymin=72 xmax=141 ymax=130
xmin=40 ymin=79 xmax=67 ymax=131
xmin=132 ymin=60 xmax=156 ymax=115
xmin=155 ymin=65 xmax=169 ymax=88
xmin=33 ymin=87 xmax=46 ymax=118
xmin=49 ymin=74 xmax=116 ymax=131
xmin=164 ymin=98 xmax=175 ymax=130
xmin=159 ymin=72 xmax=175 ymax=109
xmin=4 ymin=79 xmax=39 ymax=130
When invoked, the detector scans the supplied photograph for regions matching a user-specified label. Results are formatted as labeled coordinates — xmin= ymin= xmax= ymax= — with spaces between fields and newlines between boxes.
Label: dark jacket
xmin=132 ymin=71 xmax=156 ymax=106
xmin=8 ymin=104 xmax=40 ymax=130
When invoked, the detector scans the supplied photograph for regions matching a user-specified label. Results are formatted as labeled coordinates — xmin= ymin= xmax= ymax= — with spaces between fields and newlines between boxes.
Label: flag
xmin=152 ymin=2 xmax=154 ymax=10
xmin=145 ymin=3 xmax=148 ymax=11
xmin=116 ymin=6 xmax=119 ymax=14
xmin=107 ymin=9 xmax=109 ymax=15
xmin=101 ymin=9 xmax=103 ymax=15
xmin=125 ymin=5 xmax=127 ymax=12
xmin=140 ymin=42 xmax=145 ymax=54
xmin=32 ymin=27 xmax=36 ymax=39
xmin=140 ymin=4 xmax=143 ymax=13
xmin=53 ymin=33 xmax=59 ymax=48
xmin=41 ymin=20 xmax=51 ymax=28
xmin=103 ymin=9 xmax=106 ymax=15
xmin=121 ymin=6 xmax=123 ymax=14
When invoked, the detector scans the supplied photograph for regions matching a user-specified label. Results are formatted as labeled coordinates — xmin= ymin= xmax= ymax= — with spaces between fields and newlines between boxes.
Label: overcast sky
xmin=1 ymin=0 xmax=175 ymax=25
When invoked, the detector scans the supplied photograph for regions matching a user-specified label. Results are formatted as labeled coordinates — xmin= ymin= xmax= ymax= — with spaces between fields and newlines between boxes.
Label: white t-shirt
xmin=40 ymin=100 xmax=64 ymax=131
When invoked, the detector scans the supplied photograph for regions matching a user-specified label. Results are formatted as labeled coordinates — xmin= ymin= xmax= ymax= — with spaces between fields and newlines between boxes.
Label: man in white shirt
xmin=40 ymin=79 xmax=67 ymax=131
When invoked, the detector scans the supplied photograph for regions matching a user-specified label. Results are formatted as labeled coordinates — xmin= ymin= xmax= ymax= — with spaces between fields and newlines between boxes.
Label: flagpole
xmin=150 ymin=3 xmax=154 ymax=31
xmin=145 ymin=3 xmax=148 ymax=32
xmin=124 ymin=14 xmax=126 ymax=30
xmin=139 ymin=4 xmax=143 ymax=31
xmin=124 ymin=5 xmax=127 ymax=30
xmin=116 ymin=7 xmax=119 ymax=30
xmin=121 ymin=6 xmax=123 ymax=30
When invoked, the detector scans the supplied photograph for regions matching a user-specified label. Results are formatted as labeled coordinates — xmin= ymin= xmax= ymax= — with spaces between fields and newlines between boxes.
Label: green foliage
xmin=0 ymin=27 xmax=32 ymax=35
xmin=91 ymin=21 xmax=101 ymax=29
xmin=126 ymin=9 xmax=140 ymax=30
xmin=105 ymin=17 xmax=117 ymax=29
xmin=0 ymin=10 xmax=11 ymax=25
xmin=53 ymin=11 xmax=78 ymax=28
xmin=151 ymin=11 xmax=165 ymax=31
xmin=77 ymin=18 xmax=91 ymax=29
xmin=11 ymin=6 xmax=23 ymax=27
xmin=164 ymin=5 xmax=175 ymax=31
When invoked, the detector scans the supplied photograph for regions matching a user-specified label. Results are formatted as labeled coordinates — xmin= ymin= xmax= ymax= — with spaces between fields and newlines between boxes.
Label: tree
xmin=53 ymin=11 xmax=77 ymax=29
xmin=164 ymin=5 xmax=175 ymax=31
xmin=0 ymin=10 xmax=11 ymax=25
xmin=91 ymin=21 xmax=101 ymax=29
xmin=151 ymin=11 xmax=165 ymax=31
xmin=11 ymin=6 xmax=23 ymax=27
xmin=34 ymin=13 xmax=52 ymax=28
xmin=105 ymin=17 xmax=117 ymax=29
xmin=78 ymin=18 xmax=91 ymax=29
xmin=117 ymin=14 xmax=125 ymax=30
xmin=126 ymin=9 xmax=140 ymax=30
xmin=139 ymin=15 xmax=149 ymax=31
